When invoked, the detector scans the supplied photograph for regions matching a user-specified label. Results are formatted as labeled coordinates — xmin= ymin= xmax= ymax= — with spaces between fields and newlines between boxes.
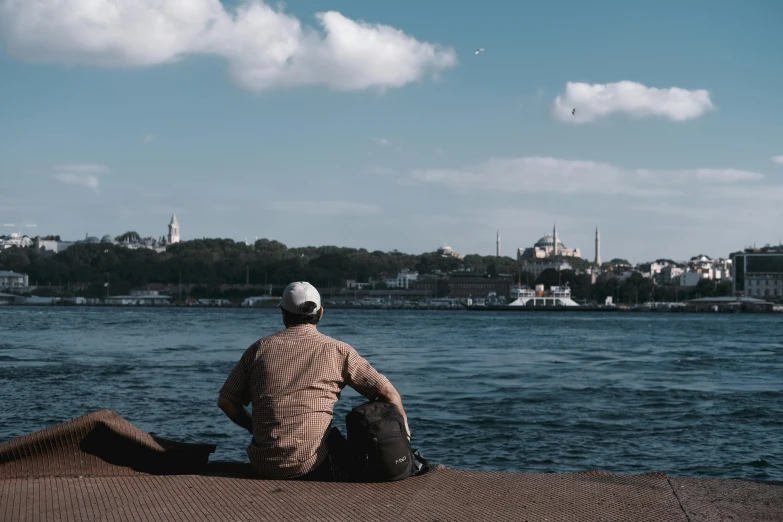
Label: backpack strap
xmin=411 ymin=449 xmax=431 ymax=476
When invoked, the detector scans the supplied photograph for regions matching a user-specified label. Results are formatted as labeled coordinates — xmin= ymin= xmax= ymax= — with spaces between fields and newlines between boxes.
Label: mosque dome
xmin=86 ymin=236 xmax=100 ymax=244
xmin=535 ymin=234 xmax=565 ymax=248
xmin=101 ymin=235 xmax=115 ymax=243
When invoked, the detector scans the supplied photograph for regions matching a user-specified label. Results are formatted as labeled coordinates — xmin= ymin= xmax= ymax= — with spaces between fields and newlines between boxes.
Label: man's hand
xmin=217 ymin=395 xmax=253 ymax=434
xmin=376 ymin=382 xmax=411 ymax=439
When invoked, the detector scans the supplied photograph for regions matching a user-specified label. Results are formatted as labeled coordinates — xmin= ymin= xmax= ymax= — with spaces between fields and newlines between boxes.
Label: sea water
xmin=1 ymin=307 xmax=781 ymax=481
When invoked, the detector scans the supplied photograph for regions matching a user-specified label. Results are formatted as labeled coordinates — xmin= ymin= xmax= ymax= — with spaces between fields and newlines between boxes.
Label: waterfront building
xmin=684 ymin=296 xmax=775 ymax=312
xmin=0 ymin=270 xmax=29 ymax=290
xmin=0 ymin=291 xmax=25 ymax=304
xmin=412 ymin=277 xmax=513 ymax=299
xmin=345 ymin=280 xmax=374 ymax=290
xmin=732 ymin=248 xmax=783 ymax=299
xmin=105 ymin=293 xmax=171 ymax=306
xmin=517 ymin=224 xmax=581 ymax=261
xmin=383 ymin=269 xmax=419 ymax=289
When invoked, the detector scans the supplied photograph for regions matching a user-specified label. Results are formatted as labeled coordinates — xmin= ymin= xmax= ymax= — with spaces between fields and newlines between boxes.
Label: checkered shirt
xmin=219 ymin=324 xmax=390 ymax=479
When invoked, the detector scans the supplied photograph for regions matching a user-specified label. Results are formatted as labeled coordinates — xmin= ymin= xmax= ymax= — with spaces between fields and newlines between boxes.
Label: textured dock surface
xmin=2 ymin=410 xmax=781 ymax=521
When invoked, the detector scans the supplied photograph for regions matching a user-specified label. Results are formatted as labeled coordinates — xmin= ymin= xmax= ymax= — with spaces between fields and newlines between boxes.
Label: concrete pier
xmin=2 ymin=410 xmax=781 ymax=521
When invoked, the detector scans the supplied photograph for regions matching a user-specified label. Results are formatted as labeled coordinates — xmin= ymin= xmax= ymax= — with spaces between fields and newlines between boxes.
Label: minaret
xmin=168 ymin=214 xmax=181 ymax=244
xmin=595 ymin=226 xmax=601 ymax=266
xmin=553 ymin=223 xmax=559 ymax=257
xmin=496 ymin=229 xmax=500 ymax=258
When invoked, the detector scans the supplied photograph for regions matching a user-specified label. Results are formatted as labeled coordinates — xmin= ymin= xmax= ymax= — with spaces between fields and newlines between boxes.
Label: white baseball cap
xmin=279 ymin=282 xmax=322 ymax=315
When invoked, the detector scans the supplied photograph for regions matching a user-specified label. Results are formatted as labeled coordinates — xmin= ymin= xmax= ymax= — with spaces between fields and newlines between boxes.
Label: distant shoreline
xmin=2 ymin=302 xmax=782 ymax=314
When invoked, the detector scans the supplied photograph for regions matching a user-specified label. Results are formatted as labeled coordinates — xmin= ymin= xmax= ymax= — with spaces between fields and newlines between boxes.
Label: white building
xmin=36 ymin=239 xmax=75 ymax=253
xmin=638 ymin=262 xmax=667 ymax=278
xmin=437 ymin=245 xmax=464 ymax=260
xmin=0 ymin=271 xmax=29 ymax=290
xmin=345 ymin=280 xmax=374 ymax=290
xmin=168 ymin=214 xmax=181 ymax=244
xmin=661 ymin=266 xmax=684 ymax=285
xmin=518 ymin=224 xmax=581 ymax=261
xmin=384 ymin=269 xmax=419 ymax=289
xmin=520 ymin=260 xmax=572 ymax=279
xmin=0 ymin=233 xmax=33 ymax=250
xmin=676 ymin=271 xmax=707 ymax=287
xmin=745 ymin=276 xmax=783 ymax=299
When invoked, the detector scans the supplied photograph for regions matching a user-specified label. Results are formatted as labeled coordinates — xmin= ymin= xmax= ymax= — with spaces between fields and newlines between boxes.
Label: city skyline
xmin=1 ymin=1 xmax=781 ymax=261
xmin=5 ymin=213 xmax=753 ymax=265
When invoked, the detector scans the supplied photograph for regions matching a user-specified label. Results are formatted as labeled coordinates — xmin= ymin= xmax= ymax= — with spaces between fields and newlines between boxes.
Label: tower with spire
xmin=553 ymin=223 xmax=559 ymax=257
xmin=168 ymin=214 xmax=180 ymax=244
xmin=595 ymin=226 xmax=601 ymax=266
xmin=496 ymin=229 xmax=500 ymax=258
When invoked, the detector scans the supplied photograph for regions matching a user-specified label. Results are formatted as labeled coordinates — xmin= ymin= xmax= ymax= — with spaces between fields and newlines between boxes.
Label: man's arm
xmin=217 ymin=395 xmax=253 ymax=434
xmin=376 ymin=381 xmax=410 ymax=439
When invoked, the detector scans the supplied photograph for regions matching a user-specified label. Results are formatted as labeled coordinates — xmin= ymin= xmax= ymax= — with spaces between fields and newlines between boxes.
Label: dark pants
xmin=295 ymin=427 xmax=352 ymax=482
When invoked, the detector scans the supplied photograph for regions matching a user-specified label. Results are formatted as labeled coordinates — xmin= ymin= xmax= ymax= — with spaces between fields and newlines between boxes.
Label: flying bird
xmin=475 ymin=48 xmax=484 ymax=55
xmin=572 ymin=108 xmax=576 ymax=115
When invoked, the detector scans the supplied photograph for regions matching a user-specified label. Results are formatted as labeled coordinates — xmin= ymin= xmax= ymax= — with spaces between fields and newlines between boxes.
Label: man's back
xmin=219 ymin=324 xmax=389 ymax=479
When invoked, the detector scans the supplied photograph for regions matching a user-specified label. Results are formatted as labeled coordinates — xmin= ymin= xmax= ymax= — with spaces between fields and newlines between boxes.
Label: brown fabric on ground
xmin=0 ymin=410 xmax=215 ymax=478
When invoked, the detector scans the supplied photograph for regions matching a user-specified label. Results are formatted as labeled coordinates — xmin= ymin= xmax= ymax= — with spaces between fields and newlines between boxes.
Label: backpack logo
xmin=395 ymin=455 xmax=407 ymax=465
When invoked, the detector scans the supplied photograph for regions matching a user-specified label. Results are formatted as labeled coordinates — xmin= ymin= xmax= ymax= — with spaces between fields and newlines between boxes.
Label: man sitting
xmin=218 ymin=281 xmax=409 ymax=480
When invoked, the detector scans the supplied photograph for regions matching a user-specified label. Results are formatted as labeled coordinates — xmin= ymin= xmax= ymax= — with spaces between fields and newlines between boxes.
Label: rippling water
xmin=1 ymin=307 xmax=781 ymax=481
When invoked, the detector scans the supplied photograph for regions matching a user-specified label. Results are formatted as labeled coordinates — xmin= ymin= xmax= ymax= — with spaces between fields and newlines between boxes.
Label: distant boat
xmin=507 ymin=284 xmax=580 ymax=307
xmin=241 ymin=295 xmax=279 ymax=308
xmin=465 ymin=284 xmax=619 ymax=311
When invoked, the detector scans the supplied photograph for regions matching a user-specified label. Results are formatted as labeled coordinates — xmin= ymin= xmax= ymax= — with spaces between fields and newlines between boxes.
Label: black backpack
xmin=345 ymin=401 xmax=414 ymax=482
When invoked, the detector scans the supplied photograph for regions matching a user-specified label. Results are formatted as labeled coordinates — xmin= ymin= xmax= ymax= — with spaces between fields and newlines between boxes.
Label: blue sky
xmin=1 ymin=0 xmax=781 ymax=262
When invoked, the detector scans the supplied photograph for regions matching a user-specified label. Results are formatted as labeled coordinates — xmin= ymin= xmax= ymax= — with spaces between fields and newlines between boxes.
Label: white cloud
xmin=52 ymin=164 xmax=108 ymax=194
xmin=0 ymin=0 xmax=457 ymax=93
xmin=141 ymin=134 xmax=154 ymax=144
xmin=553 ymin=81 xmax=714 ymax=123
xmin=373 ymin=137 xmax=390 ymax=146
xmin=268 ymin=199 xmax=381 ymax=216
xmin=771 ymin=156 xmax=783 ymax=165
xmin=410 ymin=157 xmax=764 ymax=197
xmin=54 ymin=173 xmax=101 ymax=194
xmin=705 ymin=185 xmax=783 ymax=203
xmin=54 ymin=164 xmax=109 ymax=175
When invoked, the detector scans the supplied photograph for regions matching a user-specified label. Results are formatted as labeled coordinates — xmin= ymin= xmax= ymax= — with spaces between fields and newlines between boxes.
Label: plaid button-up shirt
xmin=219 ymin=324 xmax=390 ymax=479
